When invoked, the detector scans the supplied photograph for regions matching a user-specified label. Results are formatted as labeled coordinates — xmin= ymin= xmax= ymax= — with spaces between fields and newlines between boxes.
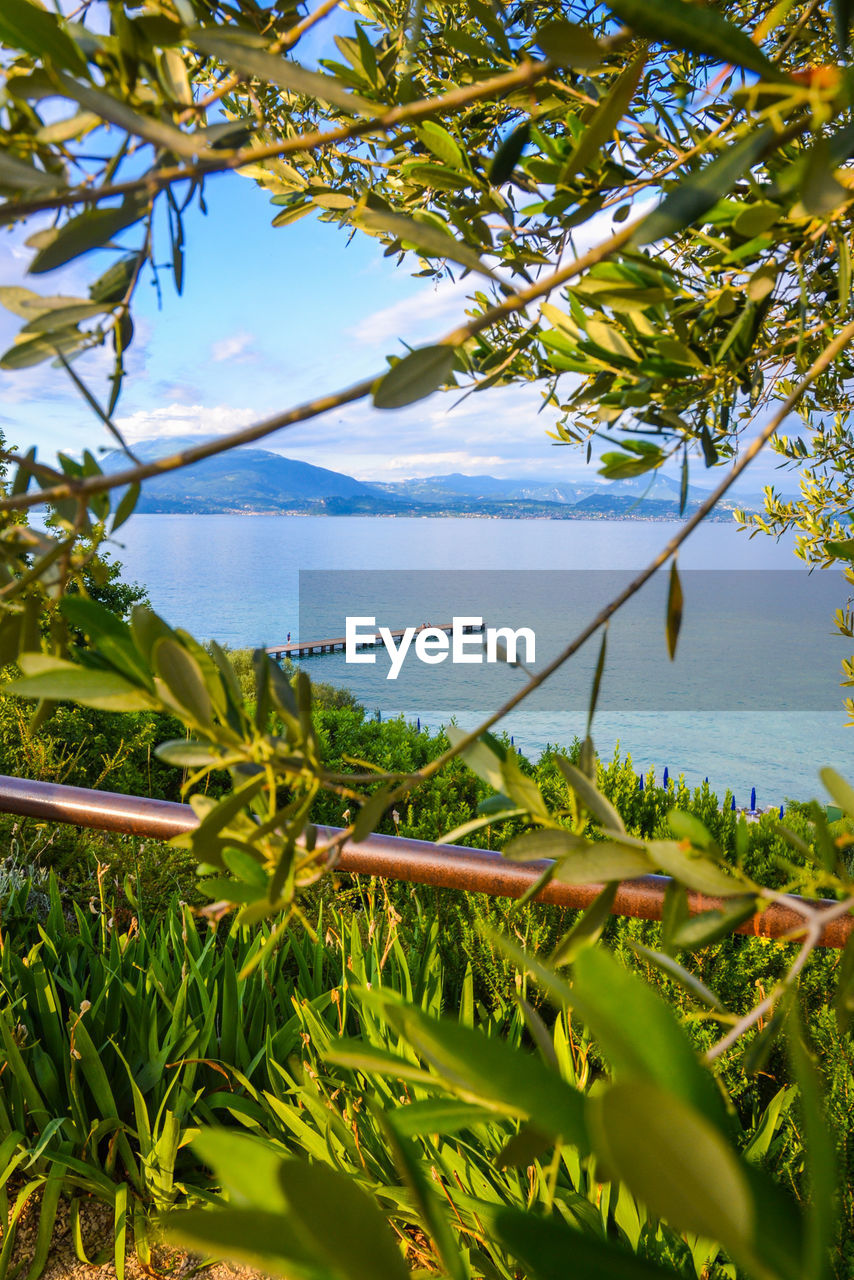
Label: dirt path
xmin=4 ymin=1189 xmax=270 ymax=1280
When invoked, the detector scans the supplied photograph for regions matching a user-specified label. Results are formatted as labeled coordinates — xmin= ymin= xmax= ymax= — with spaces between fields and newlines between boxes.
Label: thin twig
xmin=705 ymin=894 xmax=854 ymax=1062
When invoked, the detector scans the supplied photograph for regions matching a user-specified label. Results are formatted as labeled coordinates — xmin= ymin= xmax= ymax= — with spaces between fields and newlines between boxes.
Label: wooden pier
xmin=266 ymin=620 xmax=484 ymax=661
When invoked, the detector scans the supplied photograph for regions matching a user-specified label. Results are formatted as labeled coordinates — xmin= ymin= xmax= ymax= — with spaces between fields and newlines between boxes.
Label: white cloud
xmin=352 ymin=275 xmax=474 ymax=348
xmin=115 ymin=402 xmax=257 ymax=443
xmin=376 ymin=451 xmax=508 ymax=474
xmin=211 ymin=331 xmax=255 ymax=363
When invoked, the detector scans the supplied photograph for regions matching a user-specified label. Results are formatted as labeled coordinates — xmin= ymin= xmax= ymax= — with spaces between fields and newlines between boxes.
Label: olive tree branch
xmin=1 ymin=58 xmax=554 ymax=221
xmin=705 ymin=893 xmax=854 ymax=1062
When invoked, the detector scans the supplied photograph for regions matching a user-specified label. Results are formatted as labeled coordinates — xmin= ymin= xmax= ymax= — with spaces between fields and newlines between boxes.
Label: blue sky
xmin=1 ymin=174 xmax=576 ymax=481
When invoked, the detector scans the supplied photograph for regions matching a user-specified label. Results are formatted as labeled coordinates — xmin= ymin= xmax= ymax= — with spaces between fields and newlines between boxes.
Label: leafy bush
xmin=0 ymin=877 xmax=817 ymax=1280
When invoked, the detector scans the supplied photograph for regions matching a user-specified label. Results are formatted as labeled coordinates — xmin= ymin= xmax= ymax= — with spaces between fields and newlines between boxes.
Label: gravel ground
xmin=3 ymin=1185 xmax=271 ymax=1280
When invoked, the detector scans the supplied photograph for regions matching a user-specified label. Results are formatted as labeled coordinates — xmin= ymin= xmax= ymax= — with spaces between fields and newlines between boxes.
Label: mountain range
xmin=101 ymin=437 xmax=764 ymax=519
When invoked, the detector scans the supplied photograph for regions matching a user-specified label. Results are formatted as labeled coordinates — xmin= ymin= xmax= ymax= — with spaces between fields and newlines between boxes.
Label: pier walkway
xmin=266 ymin=620 xmax=484 ymax=660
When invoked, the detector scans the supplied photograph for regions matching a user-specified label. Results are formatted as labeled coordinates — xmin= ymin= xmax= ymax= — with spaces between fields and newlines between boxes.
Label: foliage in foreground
xmin=2 ymin=0 xmax=854 ymax=1275
xmin=0 ymin=875 xmax=816 ymax=1280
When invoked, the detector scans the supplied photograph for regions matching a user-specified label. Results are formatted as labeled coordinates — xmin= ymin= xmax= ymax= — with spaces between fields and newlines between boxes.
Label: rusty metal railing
xmin=0 ymin=773 xmax=850 ymax=948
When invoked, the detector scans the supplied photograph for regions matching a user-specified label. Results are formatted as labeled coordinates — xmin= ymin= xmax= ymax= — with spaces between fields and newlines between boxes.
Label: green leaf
xmin=168 ymin=1207 xmax=330 ymax=1274
xmin=700 ymin=423 xmax=719 ymax=467
xmin=590 ymin=1080 xmax=756 ymax=1263
xmin=60 ymin=594 xmax=131 ymax=645
xmin=130 ymin=606 xmax=176 ymax=665
xmin=606 ymin=0 xmax=783 ymax=79
xmin=743 ymin=1086 xmax=797 ymax=1163
xmin=402 ymin=161 xmax=475 ymax=191
xmin=586 ymin=625 xmax=608 ymax=735
xmin=192 ymin=1130 xmax=288 ymax=1210
xmin=0 ymin=327 xmax=87 ymax=369
xmin=322 ymin=1040 xmax=436 ymax=1087
xmin=29 ymin=196 xmax=149 ymax=275
xmin=354 ymin=208 xmax=495 ymax=279
xmin=555 ymin=756 xmax=626 ymax=832
xmin=19 ymin=300 xmax=109 ymax=334
xmin=733 ymin=201 xmax=780 ymax=238
xmin=89 ymin=255 xmax=138 ymax=305
xmin=55 ymin=73 xmax=205 ymax=159
xmin=352 ymin=785 xmax=394 ymax=842
xmin=111 ymin=482 xmax=140 ymax=533
xmin=624 ymin=939 xmax=724 ymax=1009
xmin=560 ymin=49 xmax=647 ymax=185
xmin=826 ymin=537 xmax=854 ymax=562
xmin=669 ymin=895 xmax=759 ymax=950
xmin=500 ymin=751 xmax=550 ymax=820
xmin=634 ymin=128 xmax=776 ymax=247
xmin=415 ymin=121 xmax=465 ymax=169
xmin=193 ymin=30 xmax=376 ymax=116
xmin=551 ymin=883 xmax=618 ymax=966
xmin=0 ymin=148 xmax=63 ymax=195
xmin=666 ymin=560 xmax=683 ymax=660
xmin=445 ymin=727 xmax=506 ymax=791
xmin=669 ymin=809 xmax=715 ymax=850
xmin=380 ymin=1114 xmax=467 ymax=1280
xmin=152 ymin=637 xmax=214 ymax=727
xmin=365 ymin=995 xmax=589 ymax=1148
xmin=0 ymin=0 xmax=87 ymax=75
xmin=8 ymin=655 xmax=154 ymax=711
xmin=573 ymin=947 xmax=729 ymax=1132
xmin=820 ymin=766 xmax=854 ymax=818
xmin=391 ymin=1099 xmax=491 ymax=1137
xmin=833 ymin=0 xmax=853 ymax=53
xmin=536 ymin=20 xmax=606 ymax=68
xmin=648 ymin=839 xmax=751 ymax=896
xmin=60 ymin=596 xmax=153 ymax=688
xmin=437 ymin=807 xmax=525 ymax=844
xmin=794 ymin=140 xmax=849 ymax=217
xmin=156 ymin=740 xmax=223 ymax=767
xmin=598 ymin=449 xmax=662 ymax=479
xmin=496 ymin=1205 xmax=679 ymax=1280
xmin=373 ymin=344 xmax=455 ymax=409
xmin=787 ymin=1011 xmax=837 ymax=1280
xmin=489 ymin=119 xmax=531 ymax=185
xmin=504 ymin=830 xmax=651 ymax=883
xmin=278 ymin=1160 xmax=410 ymax=1280
xmin=585 ymin=318 xmax=639 ymax=362
xmin=494 ymin=1123 xmax=553 ymax=1170
xmin=834 ymin=930 xmax=854 ymax=1034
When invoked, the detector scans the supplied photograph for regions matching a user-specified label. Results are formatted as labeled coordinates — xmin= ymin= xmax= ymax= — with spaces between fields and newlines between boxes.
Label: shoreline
xmin=127 ymin=508 xmax=738 ymax=522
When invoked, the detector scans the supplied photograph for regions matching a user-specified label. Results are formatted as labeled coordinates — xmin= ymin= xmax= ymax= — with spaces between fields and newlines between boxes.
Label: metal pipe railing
xmin=0 ymin=774 xmax=850 ymax=947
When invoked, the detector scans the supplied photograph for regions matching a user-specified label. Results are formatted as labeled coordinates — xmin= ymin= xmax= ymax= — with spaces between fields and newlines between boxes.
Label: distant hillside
xmin=374 ymin=470 xmax=710 ymax=506
xmin=375 ymin=473 xmax=592 ymax=504
xmin=103 ymin=437 xmax=396 ymax=513
xmin=101 ymin=437 xmax=760 ymax=517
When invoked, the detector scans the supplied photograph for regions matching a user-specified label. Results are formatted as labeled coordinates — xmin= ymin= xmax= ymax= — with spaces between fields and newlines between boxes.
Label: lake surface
xmin=110 ymin=515 xmax=854 ymax=807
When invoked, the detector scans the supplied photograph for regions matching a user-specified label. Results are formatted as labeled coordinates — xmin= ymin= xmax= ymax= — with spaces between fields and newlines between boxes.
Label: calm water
xmin=110 ymin=515 xmax=854 ymax=806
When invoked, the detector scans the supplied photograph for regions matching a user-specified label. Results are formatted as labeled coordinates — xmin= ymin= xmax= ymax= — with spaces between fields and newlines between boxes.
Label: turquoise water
xmin=110 ymin=515 xmax=853 ymax=806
